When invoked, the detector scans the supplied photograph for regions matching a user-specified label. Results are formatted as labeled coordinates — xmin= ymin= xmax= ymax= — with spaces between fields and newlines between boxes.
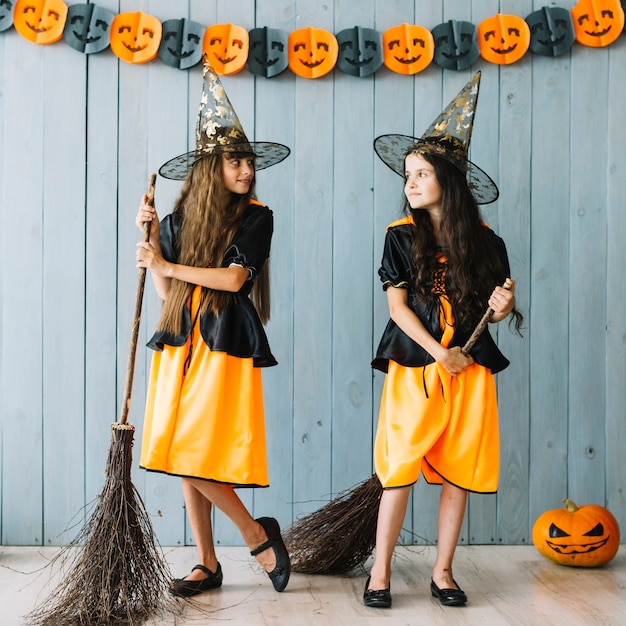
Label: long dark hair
xmin=157 ymin=153 xmax=270 ymax=335
xmin=406 ymin=151 xmax=523 ymax=333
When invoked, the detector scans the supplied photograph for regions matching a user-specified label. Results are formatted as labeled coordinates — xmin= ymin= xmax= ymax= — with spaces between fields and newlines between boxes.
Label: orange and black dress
xmin=371 ymin=216 xmax=511 ymax=493
xmin=140 ymin=200 xmax=276 ymax=488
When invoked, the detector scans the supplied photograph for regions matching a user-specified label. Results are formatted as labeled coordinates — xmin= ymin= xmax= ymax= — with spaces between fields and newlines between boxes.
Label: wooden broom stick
xmin=461 ymin=278 xmax=513 ymax=356
xmin=118 ymin=173 xmax=156 ymax=426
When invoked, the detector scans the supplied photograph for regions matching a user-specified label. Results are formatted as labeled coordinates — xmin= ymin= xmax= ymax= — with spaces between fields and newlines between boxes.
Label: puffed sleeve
xmin=378 ymin=225 xmax=413 ymax=290
xmin=222 ymin=204 xmax=273 ymax=280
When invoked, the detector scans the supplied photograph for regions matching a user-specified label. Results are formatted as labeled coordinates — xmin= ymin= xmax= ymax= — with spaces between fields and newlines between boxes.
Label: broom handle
xmin=461 ymin=278 xmax=513 ymax=356
xmin=118 ymin=173 xmax=157 ymax=425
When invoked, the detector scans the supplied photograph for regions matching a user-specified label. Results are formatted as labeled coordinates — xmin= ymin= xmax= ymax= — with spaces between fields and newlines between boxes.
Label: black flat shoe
xmin=169 ymin=563 xmax=223 ymax=597
xmin=251 ymin=516 xmax=291 ymax=592
xmin=363 ymin=576 xmax=392 ymax=608
xmin=430 ymin=578 xmax=467 ymax=606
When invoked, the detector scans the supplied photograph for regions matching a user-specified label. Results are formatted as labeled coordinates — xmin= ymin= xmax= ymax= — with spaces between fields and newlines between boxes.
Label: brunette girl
xmin=364 ymin=72 xmax=523 ymax=609
xmin=135 ymin=62 xmax=291 ymax=597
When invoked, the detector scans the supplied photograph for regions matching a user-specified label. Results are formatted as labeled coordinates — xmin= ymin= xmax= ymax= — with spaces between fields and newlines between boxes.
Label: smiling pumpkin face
xmin=478 ymin=13 xmax=531 ymax=64
xmin=382 ymin=23 xmax=434 ymax=75
xmin=13 ymin=0 xmax=68 ymax=44
xmin=288 ymin=27 xmax=338 ymax=79
xmin=432 ymin=19 xmax=479 ymax=71
xmin=335 ymin=26 xmax=383 ymax=77
xmin=0 ymin=0 xmax=14 ymax=33
xmin=571 ymin=0 xmax=625 ymax=47
xmin=526 ymin=6 xmax=576 ymax=57
xmin=247 ymin=26 xmax=289 ymax=78
xmin=110 ymin=11 xmax=162 ymax=64
xmin=202 ymin=23 xmax=249 ymax=75
xmin=63 ymin=3 xmax=114 ymax=54
xmin=158 ymin=18 xmax=204 ymax=69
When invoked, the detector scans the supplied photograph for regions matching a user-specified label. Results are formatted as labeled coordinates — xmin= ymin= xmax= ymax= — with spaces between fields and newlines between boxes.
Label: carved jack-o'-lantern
xmin=288 ymin=26 xmax=338 ymax=79
xmin=202 ymin=23 xmax=249 ymax=75
xmin=477 ymin=13 xmax=530 ymax=65
xmin=526 ymin=6 xmax=576 ymax=57
xmin=532 ymin=499 xmax=620 ymax=567
xmin=0 ymin=0 xmax=15 ymax=33
xmin=382 ymin=23 xmax=434 ymax=75
xmin=63 ymin=3 xmax=114 ymax=54
xmin=335 ymin=26 xmax=383 ymax=77
xmin=14 ymin=0 xmax=68 ymax=44
xmin=247 ymin=26 xmax=289 ymax=78
xmin=158 ymin=18 xmax=204 ymax=69
xmin=571 ymin=0 xmax=625 ymax=47
xmin=110 ymin=11 xmax=162 ymax=64
xmin=432 ymin=20 xmax=479 ymax=71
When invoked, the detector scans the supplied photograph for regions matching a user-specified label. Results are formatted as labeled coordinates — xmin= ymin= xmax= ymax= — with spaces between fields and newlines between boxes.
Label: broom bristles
xmin=26 ymin=424 xmax=174 ymax=626
xmin=283 ymin=474 xmax=383 ymax=575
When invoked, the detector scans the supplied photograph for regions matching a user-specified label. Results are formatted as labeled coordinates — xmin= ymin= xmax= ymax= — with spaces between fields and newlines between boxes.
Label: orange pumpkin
xmin=382 ymin=23 xmax=434 ymax=75
xmin=477 ymin=13 xmax=530 ymax=65
xmin=13 ymin=0 xmax=68 ymax=44
xmin=288 ymin=26 xmax=338 ymax=79
xmin=532 ymin=499 xmax=620 ymax=567
xmin=571 ymin=0 xmax=625 ymax=47
xmin=202 ymin=23 xmax=249 ymax=75
xmin=110 ymin=11 xmax=162 ymax=64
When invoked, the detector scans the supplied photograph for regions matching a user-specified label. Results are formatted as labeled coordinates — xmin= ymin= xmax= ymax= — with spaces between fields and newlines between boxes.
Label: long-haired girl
xmin=364 ymin=72 xmax=523 ymax=609
xmin=135 ymin=62 xmax=291 ymax=598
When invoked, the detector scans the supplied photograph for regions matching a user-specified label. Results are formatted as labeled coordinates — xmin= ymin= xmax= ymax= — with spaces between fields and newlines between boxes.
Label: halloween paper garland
xmin=3 ymin=0 xmax=625 ymax=75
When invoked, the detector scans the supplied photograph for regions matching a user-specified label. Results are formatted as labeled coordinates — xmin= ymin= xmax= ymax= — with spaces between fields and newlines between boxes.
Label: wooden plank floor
xmin=2 ymin=544 xmax=624 ymax=625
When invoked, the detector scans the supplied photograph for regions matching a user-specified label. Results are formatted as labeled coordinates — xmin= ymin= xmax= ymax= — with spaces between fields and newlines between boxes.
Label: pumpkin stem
xmin=563 ymin=498 xmax=579 ymax=513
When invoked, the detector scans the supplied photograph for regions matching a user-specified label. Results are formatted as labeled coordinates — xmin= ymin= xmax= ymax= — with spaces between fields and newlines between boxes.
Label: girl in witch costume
xmin=135 ymin=62 xmax=291 ymax=597
xmin=364 ymin=72 xmax=523 ymax=609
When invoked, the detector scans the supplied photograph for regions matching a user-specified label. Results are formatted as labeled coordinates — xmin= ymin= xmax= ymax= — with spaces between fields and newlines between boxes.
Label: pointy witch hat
xmin=159 ymin=57 xmax=290 ymax=180
xmin=374 ymin=71 xmax=498 ymax=204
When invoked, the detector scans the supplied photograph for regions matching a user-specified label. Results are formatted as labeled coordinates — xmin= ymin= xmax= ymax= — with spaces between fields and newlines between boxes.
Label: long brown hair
xmin=157 ymin=153 xmax=270 ymax=335
xmin=406 ymin=151 xmax=523 ymax=333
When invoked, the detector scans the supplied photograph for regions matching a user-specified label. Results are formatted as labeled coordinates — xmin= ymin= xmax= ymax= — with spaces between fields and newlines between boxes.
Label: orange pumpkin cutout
xmin=202 ymin=23 xmax=249 ymax=76
xmin=382 ymin=23 xmax=434 ymax=75
xmin=571 ymin=0 xmax=625 ymax=47
xmin=288 ymin=27 xmax=338 ymax=79
xmin=477 ymin=13 xmax=530 ymax=65
xmin=532 ymin=499 xmax=620 ymax=568
xmin=110 ymin=11 xmax=162 ymax=64
xmin=13 ymin=0 xmax=68 ymax=44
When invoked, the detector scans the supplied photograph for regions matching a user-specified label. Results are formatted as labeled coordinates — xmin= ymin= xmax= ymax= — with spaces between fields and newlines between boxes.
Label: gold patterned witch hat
xmin=374 ymin=71 xmax=498 ymax=204
xmin=159 ymin=58 xmax=290 ymax=180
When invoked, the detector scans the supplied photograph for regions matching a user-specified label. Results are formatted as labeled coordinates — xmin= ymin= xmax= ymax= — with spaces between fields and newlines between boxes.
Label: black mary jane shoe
xmin=430 ymin=578 xmax=467 ymax=606
xmin=250 ymin=516 xmax=291 ymax=592
xmin=169 ymin=563 xmax=223 ymax=598
xmin=363 ymin=576 xmax=392 ymax=608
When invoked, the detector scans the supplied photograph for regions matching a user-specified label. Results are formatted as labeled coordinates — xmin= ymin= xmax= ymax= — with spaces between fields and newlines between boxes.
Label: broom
xmin=27 ymin=174 xmax=174 ymax=625
xmin=284 ymin=280 xmax=512 ymax=575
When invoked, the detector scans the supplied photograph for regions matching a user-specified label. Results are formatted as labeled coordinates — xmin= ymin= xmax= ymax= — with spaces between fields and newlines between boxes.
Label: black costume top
xmin=147 ymin=201 xmax=277 ymax=368
xmin=371 ymin=217 xmax=511 ymax=375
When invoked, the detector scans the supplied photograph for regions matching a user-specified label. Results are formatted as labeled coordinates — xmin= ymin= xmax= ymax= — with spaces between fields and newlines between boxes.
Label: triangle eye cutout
xmin=583 ymin=522 xmax=605 ymax=537
xmin=549 ymin=523 xmax=570 ymax=538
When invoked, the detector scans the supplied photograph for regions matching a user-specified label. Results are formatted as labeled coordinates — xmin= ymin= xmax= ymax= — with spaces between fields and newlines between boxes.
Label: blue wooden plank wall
xmin=1 ymin=0 xmax=625 ymax=550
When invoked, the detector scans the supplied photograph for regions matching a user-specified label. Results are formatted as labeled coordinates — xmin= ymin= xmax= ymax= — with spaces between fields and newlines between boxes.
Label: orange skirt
xmin=374 ymin=298 xmax=500 ymax=493
xmin=140 ymin=287 xmax=268 ymax=487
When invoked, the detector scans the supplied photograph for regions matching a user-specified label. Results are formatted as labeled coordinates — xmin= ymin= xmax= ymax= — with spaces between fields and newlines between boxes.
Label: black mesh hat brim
xmin=373 ymin=134 xmax=499 ymax=205
xmin=159 ymin=141 xmax=291 ymax=180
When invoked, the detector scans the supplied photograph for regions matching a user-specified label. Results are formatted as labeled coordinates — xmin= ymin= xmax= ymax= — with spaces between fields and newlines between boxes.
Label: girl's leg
xmin=368 ymin=486 xmax=412 ymax=590
xmin=184 ymin=477 xmax=277 ymax=573
xmin=432 ymin=480 xmax=467 ymax=589
xmin=179 ymin=479 xmax=219 ymax=581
